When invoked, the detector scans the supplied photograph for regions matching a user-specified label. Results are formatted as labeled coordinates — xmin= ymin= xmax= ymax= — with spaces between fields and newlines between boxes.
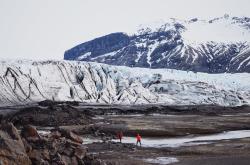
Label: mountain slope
xmin=0 ymin=60 xmax=250 ymax=106
xmin=64 ymin=16 xmax=250 ymax=73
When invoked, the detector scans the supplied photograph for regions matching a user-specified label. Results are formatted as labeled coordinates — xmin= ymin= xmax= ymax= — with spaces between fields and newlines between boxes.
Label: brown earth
xmin=1 ymin=101 xmax=250 ymax=164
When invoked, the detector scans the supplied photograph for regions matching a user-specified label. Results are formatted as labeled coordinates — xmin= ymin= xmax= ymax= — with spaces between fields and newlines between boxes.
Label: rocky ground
xmin=0 ymin=123 xmax=103 ymax=165
xmin=1 ymin=101 xmax=250 ymax=164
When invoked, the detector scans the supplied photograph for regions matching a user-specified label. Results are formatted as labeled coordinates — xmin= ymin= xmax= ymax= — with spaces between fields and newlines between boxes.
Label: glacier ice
xmin=0 ymin=60 xmax=249 ymax=106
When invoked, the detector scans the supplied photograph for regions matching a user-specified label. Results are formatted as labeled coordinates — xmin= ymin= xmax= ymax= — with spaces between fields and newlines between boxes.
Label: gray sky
xmin=0 ymin=0 xmax=249 ymax=60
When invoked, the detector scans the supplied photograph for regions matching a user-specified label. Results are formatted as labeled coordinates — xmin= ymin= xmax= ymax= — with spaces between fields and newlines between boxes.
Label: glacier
xmin=0 ymin=59 xmax=250 ymax=106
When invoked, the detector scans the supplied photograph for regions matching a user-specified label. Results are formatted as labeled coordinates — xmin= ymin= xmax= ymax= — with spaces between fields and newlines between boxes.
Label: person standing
xmin=117 ymin=131 xmax=123 ymax=143
xmin=136 ymin=133 xmax=142 ymax=147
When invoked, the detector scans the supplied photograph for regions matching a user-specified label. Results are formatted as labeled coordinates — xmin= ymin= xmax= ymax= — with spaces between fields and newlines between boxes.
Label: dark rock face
xmin=64 ymin=32 xmax=130 ymax=60
xmin=64 ymin=17 xmax=250 ymax=73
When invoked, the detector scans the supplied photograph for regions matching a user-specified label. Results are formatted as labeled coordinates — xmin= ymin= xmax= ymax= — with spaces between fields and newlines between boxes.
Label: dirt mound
xmin=5 ymin=104 xmax=92 ymax=127
xmin=38 ymin=100 xmax=79 ymax=107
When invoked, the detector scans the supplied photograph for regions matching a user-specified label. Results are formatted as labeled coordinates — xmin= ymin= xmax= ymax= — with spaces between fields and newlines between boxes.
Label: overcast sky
xmin=0 ymin=0 xmax=249 ymax=60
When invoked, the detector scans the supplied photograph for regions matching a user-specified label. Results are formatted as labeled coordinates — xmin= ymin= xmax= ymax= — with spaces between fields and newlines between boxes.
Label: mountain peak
xmin=64 ymin=16 xmax=250 ymax=73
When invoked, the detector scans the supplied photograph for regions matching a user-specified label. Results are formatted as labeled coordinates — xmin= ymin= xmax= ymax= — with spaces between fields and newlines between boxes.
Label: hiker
xmin=117 ymin=131 xmax=123 ymax=143
xmin=136 ymin=133 xmax=142 ymax=146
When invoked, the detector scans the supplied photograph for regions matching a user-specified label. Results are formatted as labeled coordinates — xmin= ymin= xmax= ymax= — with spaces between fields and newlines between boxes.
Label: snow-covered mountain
xmin=0 ymin=60 xmax=250 ymax=107
xmin=64 ymin=15 xmax=250 ymax=73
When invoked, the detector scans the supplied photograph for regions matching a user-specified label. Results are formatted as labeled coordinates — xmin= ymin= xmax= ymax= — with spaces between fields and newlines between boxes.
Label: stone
xmin=71 ymin=156 xmax=78 ymax=165
xmin=21 ymin=125 xmax=39 ymax=138
xmin=62 ymin=147 xmax=74 ymax=156
xmin=0 ymin=123 xmax=32 ymax=165
xmin=22 ymin=138 xmax=32 ymax=152
xmin=66 ymin=139 xmax=81 ymax=147
xmin=74 ymin=145 xmax=87 ymax=160
xmin=59 ymin=129 xmax=83 ymax=144
xmin=51 ymin=153 xmax=65 ymax=165
xmin=28 ymin=149 xmax=42 ymax=161
xmin=69 ymin=131 xmax=83 ymax=144
xmin=51 ymin=130 xmax=61 ymax=139
xmin=28 ymin=149 xmax=50 ymax=162
xmin=61 ymin=155 xmax=72 ymax=165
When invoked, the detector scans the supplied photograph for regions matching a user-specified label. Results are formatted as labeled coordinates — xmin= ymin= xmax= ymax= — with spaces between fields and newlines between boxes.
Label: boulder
xmin=0 ymin=123 xmax=31 ymax=164
xmin=61 ymin=155 xmax=71 ymax=164
xmin=28 ymin=149 xmax=50 ymax=162
xmin=21 ymin=125 xmax=39 ymax=138
xmin=59 ymin=129 xmax=83 ymax=144
xmin=71 ymin=156 xmax=78 ymax=165
xmin=51 ymin=153 xmax=65 ymax=165
xmin=62 ymin=147 xmax=74 ymax=156
xmin=74 ymin=145 xmax=87 ymax=159
xmin=61 ymin=155 xmax=78 ymax=165
xmin=51 ymin=130 xmax=61 ymax=139
xmin=66 ymin=139 xmax=82 ymax=147
xmin=22 ymin=138 xmax=32 ymax=152
xmin=0 ymin=120 xmax=97 ymax=165
xmin=69 ymin=131 xmax=83 ymax=144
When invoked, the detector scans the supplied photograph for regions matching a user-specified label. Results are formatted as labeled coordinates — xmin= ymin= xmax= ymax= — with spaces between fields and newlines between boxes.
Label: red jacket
xmin=136 ymin=135 xmax=141 ymax=141
xmin=117 ymin=132 xmax=123 ymax=139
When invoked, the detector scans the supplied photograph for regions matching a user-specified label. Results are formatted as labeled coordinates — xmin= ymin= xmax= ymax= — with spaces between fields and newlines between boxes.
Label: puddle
xmin=82 ymin=137 xmax=103 ymax=144
xmin=37 ymin=130 xmax=51 ymax=136
xmin=221 ymin=113 xmax=250 ymax=117
xmin=92 ymin=116 xmax=105 ymax=120
xmin=144 ymin=157 xmax=179 ymax=165
xmin=37 ymin=129 xmax=250 ymax=148
xmin=112 ymin=130 xmax=250 ymax=148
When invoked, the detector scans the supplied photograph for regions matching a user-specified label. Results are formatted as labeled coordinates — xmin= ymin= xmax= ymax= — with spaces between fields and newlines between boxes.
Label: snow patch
xmin=77 ymin=52 xmax=91 ymax=60
xmin=112 ymin=130 xmax=250 ymax=148
xmin=144 ymin=157 xmax=179 ymax=165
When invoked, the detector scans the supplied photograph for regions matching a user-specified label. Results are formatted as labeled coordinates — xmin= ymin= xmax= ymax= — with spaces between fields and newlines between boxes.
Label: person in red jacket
xmin=136 ymin=133 xmax=142 ymax=146
xmin=117 ymin=131 xmax=123 ymax=143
